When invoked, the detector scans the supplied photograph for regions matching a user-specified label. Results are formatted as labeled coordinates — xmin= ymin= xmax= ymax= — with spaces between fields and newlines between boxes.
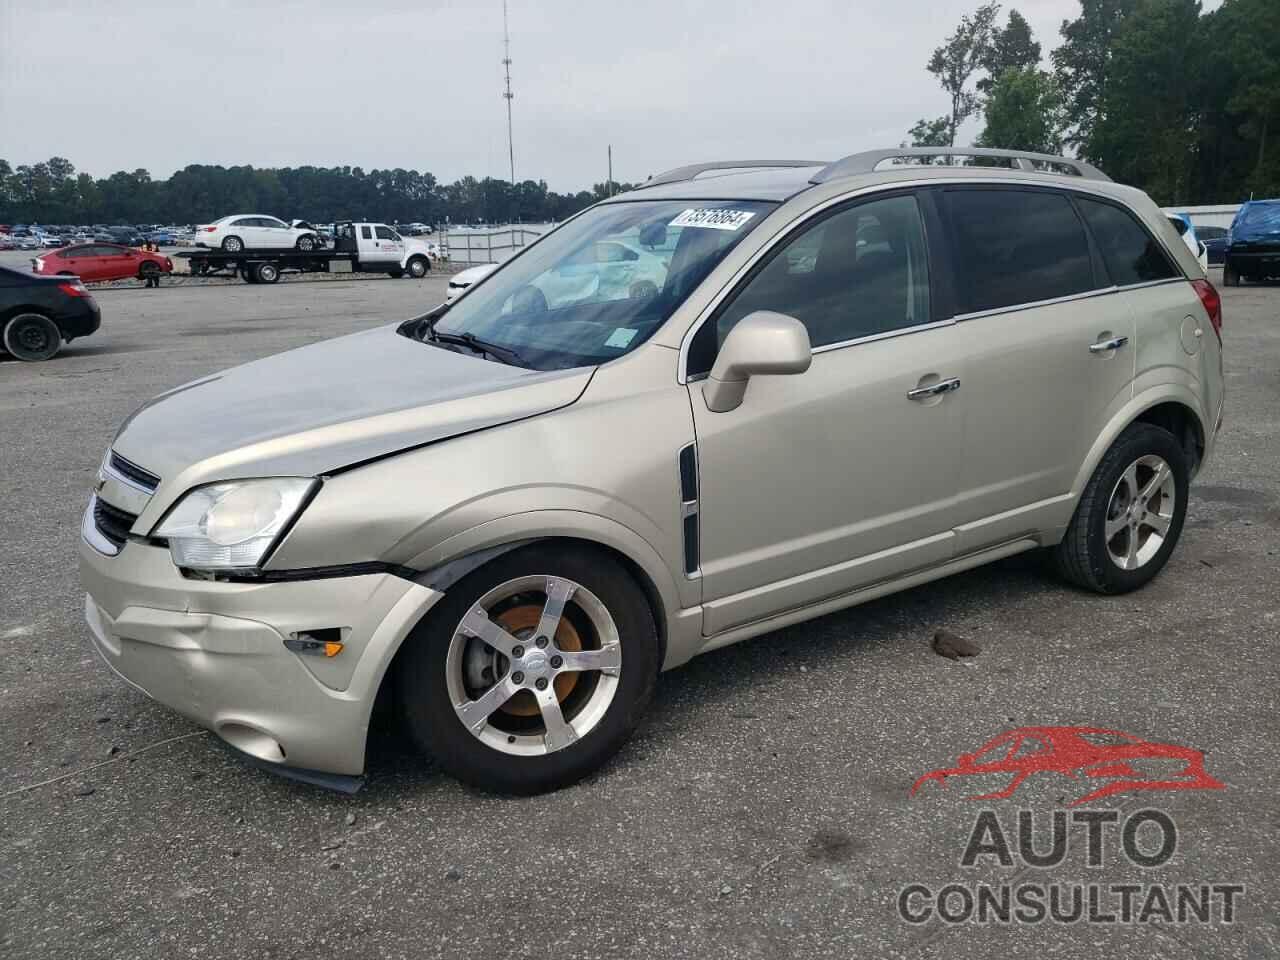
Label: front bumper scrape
xmin=81 ymin=538 xmax=443 ymax=778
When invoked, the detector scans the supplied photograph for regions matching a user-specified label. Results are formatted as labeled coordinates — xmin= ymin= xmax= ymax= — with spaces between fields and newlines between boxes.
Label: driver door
xmin=687 ymin=192 xmax=968 ymax=635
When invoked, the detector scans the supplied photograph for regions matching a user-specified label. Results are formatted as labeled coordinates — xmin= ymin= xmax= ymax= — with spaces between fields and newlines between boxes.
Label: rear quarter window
xmin=942 ymin=188 xmax=1096 ymax=314
xmin=1076 ymin=198 xmax=1179 ymax=286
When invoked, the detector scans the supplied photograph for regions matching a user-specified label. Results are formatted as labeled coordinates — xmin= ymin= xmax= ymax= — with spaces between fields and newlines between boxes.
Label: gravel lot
xmin=1 ymin=271 xmax=1277 ymax=959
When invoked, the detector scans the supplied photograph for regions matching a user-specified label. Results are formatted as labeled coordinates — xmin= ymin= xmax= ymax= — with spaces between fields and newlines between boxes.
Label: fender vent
xmin=678 ymin=443 xmax=699 ymax=578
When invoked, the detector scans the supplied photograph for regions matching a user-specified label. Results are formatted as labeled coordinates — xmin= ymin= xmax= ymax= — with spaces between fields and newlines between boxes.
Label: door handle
xmin=1089 ymin=335 xmax=1129 ymax=353
xmin=907 ymin=377 xmax=960 ymax=400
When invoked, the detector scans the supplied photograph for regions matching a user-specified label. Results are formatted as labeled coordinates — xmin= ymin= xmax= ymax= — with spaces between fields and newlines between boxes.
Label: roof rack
xmin=640 ymin=160 xmax=828 ymax=189
xmin=810 ymin=148 xmax=1111 ymax=184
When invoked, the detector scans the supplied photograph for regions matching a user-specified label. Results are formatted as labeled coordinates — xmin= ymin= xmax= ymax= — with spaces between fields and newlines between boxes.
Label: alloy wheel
xmin=1104 ymin=454 xmax=1176 ymax=571
xmin=446 ymin=575 xmax=622 ymax=757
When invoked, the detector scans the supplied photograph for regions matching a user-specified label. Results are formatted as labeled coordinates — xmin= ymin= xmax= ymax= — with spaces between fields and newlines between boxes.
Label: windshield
xmin=427 ymin=199 xmax=774 ymax=370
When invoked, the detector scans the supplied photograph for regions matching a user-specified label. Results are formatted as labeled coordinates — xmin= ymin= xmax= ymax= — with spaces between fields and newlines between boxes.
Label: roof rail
xmin=810 ymin=148 xmax=1111 ymax=184
xmin=641 ymin=160 xmax=828 ymax=189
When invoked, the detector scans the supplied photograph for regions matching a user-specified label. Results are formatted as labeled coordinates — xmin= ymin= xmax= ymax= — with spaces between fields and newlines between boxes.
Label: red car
xmin=911 ymin=726 xmax=1225 ymax=806
xmin=32 ymin=243 xmax=172 ymax=283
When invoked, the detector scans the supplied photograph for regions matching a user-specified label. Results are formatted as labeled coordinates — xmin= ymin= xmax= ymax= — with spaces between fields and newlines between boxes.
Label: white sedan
xmin=194 ymin=215 xmax=319 ymax=253
xmin=445 ymin=263 xmax=499 ymax=304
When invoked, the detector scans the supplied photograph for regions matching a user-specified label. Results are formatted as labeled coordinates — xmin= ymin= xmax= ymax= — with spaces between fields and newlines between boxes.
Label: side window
xmin=360 ymin=226 xmax=373 ymax=241
xmin=943 ymin=188 xmax=1096 ymax=313
xmin=375 ymin=226 xmax=396 ymax=240
xmin=688 ymin=194 xmax=932 ymax=375
xmin=233 ymin=218 xmax=256 ymax=228
xmin=1076 ymin=198 xmax=1179 ymax=286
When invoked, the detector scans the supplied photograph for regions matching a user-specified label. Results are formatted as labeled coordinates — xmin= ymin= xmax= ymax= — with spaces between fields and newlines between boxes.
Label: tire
xmin=241 ymin=267 xmax=257 ymax=283
xmin=222 ymin=235 xmax=244 ymax=253
xmin=1052 ymin=423 xmax=1188 ymax=594
xmin=407 ymin=256 xmax=429 ymax=278
xmin=387 ymin=268 xmax=405 ymax=279
xmin=1223 ymin=261 xmax=1239 ymax=287
xmin=255 ymin=262 xmax=280 ymax=283
xmin=3 ymin=312 xmax=62 ymax=362
xmin=396 ymin=544 xmax=659 ymax=794
xmin=296 ymin=235 xmax=316 ymax=252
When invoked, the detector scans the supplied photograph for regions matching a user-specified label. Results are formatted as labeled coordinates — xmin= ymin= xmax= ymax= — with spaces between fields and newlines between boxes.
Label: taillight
xmin=201 ymin=226 xmax=217 ymax=232
xmin=1191 ymin=278 xmax=1222 ymax=344
xmin=57 ymin=281 xmax=87 ymax=298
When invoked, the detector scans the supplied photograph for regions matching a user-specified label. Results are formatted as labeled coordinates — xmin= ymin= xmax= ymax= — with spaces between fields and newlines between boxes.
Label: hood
xmin=113 ymin=322 xmax=593 ymax=495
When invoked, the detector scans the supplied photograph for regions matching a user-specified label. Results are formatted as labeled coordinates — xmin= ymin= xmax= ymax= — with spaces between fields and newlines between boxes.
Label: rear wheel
xmin=1222 ymin=260 xmax=1239 ymax=286
xmin=222 ymin=235 xmax=244 ymax=253
xmin=1053 ymin=423 xmax=1188 ymax=594
xmin=397 ymin=544 xmax=659 ymax=794
xmin=255 ymin=261 xmax=280 ymax=283
xmin=3 ymin=312 xmax=62 ymax=362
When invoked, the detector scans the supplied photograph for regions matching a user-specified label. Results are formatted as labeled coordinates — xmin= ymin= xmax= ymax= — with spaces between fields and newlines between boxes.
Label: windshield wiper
xmin=426 ymin=328 xmax=524 ymax=366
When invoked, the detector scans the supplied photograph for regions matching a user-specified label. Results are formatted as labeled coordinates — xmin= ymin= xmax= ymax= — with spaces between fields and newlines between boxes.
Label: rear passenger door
xmin=937 ymin=186 xmax=1135 ymax=553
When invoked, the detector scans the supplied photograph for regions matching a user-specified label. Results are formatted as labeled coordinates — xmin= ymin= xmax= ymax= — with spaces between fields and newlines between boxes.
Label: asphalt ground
xmin=1 ymin=269 xmax=1277 ymax=959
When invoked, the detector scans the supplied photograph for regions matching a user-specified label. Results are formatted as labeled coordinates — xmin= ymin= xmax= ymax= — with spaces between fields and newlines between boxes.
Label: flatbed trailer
xmin=178 ymin=249 xmax=359 ymax=283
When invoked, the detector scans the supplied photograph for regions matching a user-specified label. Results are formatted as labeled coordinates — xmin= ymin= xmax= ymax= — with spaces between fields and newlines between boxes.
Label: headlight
xmin=154 ymin=478 xmax=316 ymax=570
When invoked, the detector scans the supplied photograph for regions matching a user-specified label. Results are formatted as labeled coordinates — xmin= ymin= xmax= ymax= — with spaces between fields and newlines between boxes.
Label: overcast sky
xmin=0 ymin=0 xmax=1223 ymax=191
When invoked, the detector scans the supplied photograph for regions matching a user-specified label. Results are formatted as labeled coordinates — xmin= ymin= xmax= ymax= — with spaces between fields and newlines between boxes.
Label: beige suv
xmin=80 ymin=148 xmax=1225 ymax=794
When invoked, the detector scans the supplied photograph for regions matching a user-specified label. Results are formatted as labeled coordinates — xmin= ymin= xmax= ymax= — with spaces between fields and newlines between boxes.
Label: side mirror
xmin=702 ymin=311 xmax=811 ymax=413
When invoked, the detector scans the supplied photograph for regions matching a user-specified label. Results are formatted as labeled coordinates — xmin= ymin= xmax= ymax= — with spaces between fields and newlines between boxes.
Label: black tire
xmin=241 ymin=267 xmax=257 ymax=283
xmin=1052 ymin=423 xmax=1189 ymax=594
xmin=1222 ymin=261 xmax=1239 ymax=287
xmin=387 ymin=268 xmax=405 ymax=279
xmin=407 ymin=256 xmax=429 ymax=278
xmin=255 ymin=262 xmax=280 ymax=283
xmin=296 ymin=234 xmax=316 ymax=252
xmin=396 ymin=544 xmax=659 ymax=794
xmin=222 ymin=235 xmax=244 ymax=253
xmin=3 ymin=312 xmax=62 ymax=362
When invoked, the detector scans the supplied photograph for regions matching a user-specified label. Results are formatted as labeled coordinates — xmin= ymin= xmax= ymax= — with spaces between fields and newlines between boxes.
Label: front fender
xmin=406 ymin=509 xmax=699 ymax=669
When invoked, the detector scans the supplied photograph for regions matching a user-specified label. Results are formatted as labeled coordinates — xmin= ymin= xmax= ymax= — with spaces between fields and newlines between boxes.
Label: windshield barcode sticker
xmin=669 ymin=209 xmax=756 ymax=231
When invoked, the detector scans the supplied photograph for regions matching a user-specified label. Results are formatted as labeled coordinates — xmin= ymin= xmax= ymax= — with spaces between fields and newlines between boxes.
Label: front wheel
xmin=397 ymin=545 xmax=659 ymax=794
xmin=296 ymin=235 xmax=316 ymax=252
xmin=3 ymin=312 xmax=62 ymax=361
xmin=255 ymin=261 xmax=280 ymax=283
xmin=1052 ymin=423 xmax=1188 ymax=594
xmin=407 ymin=256 xmax=429 ymax=278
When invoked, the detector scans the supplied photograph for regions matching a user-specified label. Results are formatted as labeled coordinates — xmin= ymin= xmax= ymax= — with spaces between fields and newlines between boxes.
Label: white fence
xmin=438 ymin=226 xmax=552 ymax=265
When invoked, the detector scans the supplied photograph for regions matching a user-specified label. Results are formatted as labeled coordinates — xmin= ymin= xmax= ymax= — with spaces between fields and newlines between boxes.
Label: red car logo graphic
xmin=911 ymin=726 xmax=1225 ymax=806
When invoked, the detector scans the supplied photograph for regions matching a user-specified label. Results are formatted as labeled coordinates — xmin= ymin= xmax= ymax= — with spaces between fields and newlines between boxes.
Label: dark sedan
xmin=0 ymin=265 xmax=101 ymax=361
xmin=1198 ymin=225 xmax=1229 ymax=265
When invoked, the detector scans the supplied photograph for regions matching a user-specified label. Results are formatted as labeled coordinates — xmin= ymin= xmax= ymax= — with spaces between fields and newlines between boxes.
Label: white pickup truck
xmin=331 ymin=222 xmax=436 ymax=278
xmin=179 ymin=221 xmax=436 ymax=283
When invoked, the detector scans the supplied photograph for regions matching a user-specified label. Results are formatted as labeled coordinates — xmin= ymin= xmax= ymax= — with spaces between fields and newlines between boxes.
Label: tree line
xmin=910 ymin=0 xmax=1278 ymax=205
xmin=0 ymin=159 xmax=637 ymax=227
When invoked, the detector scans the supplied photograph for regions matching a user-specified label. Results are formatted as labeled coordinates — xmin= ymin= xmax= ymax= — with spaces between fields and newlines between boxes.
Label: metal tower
xmin=502 ymin=0 xmax=515 ymax=185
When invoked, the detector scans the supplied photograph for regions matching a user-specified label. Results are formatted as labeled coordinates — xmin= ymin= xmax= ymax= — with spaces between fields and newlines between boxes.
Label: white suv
xmin=195 ymin=215 xmax=318 ymax=253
